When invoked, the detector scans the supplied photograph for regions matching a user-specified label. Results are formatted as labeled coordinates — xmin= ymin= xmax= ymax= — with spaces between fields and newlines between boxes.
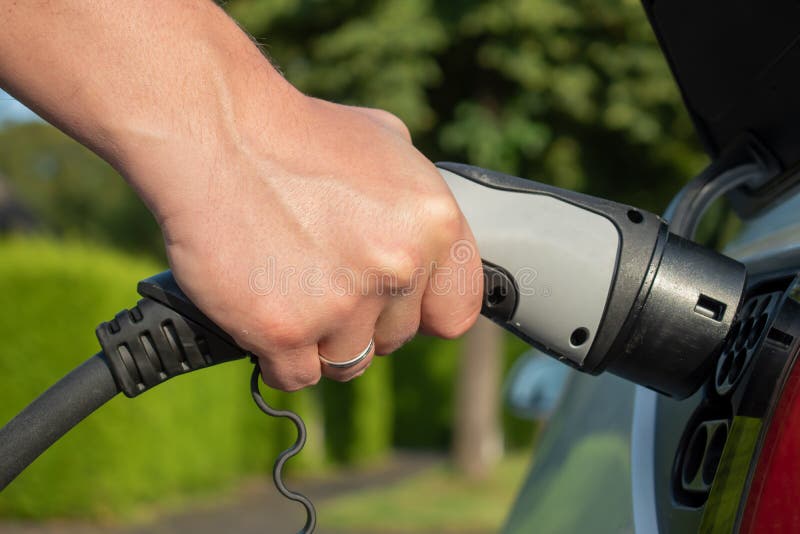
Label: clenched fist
xmin=153 ymin=95 xmax=483 ymax=390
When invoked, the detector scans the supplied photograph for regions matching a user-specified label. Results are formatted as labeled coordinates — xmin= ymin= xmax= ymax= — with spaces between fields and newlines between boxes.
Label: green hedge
xmin=0 ymin=237 xmax=324 ymax=518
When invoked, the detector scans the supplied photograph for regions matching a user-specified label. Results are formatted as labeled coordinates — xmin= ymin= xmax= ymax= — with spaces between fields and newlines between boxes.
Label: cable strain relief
xmin=96 ymin=297 xmax=247 ymax=397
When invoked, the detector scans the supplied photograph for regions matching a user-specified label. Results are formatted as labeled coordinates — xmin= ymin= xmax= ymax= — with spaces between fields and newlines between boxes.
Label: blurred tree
xmin=0 ymin=123 xmax=163 ymax=258
xmin=0 ymin=173 xmax=38 ymax=232
xmin=225 ymin=0 xmax=707 ymax=207
xmin=224 ymin=0 xmax=708 ymax=471
xmin=453 ymin=317 xmax=504 ymax=479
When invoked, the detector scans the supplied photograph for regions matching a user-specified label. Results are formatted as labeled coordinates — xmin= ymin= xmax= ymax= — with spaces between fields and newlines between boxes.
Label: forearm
xmin=0 ymin=0 xmax=299 ymax=217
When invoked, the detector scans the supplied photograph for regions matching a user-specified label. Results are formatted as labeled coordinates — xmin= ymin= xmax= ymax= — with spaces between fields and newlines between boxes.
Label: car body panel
xmin=502 ymin=372 xmax=635 ymax=534
xmin=503 ymin=188 xmax=800 ymax=533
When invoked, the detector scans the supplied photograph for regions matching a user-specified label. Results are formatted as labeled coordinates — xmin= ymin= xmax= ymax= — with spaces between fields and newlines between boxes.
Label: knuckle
xmin=259 ymin=316 xmax=311 ymax=349
xmin=429 ymin=312 xmax=479 ymax=340
xmin=262 ymin=361 xmax=321 ymax=392
xmin=324 ymin=363 xmax=370 ymax=383
xmin=288 ymin=371 xmax=321 ymax=391
xmin=363 ymin=247 xmax=421 ymax=294
xmin=269 ymin=374 xmax=316 ymax=392
xmin=385 ymin=249 xmax=421 ymax=289
xmin=325 ymin=371 xmax=357 ymax=383
xmin=433 ymin=324 xmax=467 ymax=340
xmin=328 ymin=294 xmax=360 ymax=318
xmin=371 ymin=109 xmax=412 ymax=140
xmin=423 ymin=194 xmax=463 ymax=235
xmin=393 ymin=121 xmax=412 ymax=142
xmin=375 ymin=322 xmax=420 ymax=355
xmin=374 ymin=338 xmax=405 ymax=355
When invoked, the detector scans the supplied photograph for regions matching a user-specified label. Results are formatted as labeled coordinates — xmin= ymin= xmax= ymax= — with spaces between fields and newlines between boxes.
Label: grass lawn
xmin=319 ymin=451 xmax=533 ymax=533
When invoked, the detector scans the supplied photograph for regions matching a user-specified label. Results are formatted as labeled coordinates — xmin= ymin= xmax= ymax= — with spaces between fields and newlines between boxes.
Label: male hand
xmin=154 ymin=96 xmax=483 ymax=390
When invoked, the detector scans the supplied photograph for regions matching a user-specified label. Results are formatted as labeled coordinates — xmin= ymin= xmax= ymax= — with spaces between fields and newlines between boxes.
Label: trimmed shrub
xmin=0 ymin=237 xmax=319 ymax=518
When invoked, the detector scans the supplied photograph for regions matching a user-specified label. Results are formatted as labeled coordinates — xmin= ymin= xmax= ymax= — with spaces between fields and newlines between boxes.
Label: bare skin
xmin=0 ymin=0 xmax=483 ymax=390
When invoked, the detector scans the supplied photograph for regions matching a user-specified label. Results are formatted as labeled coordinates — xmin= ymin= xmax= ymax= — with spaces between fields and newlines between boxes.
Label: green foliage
xmin=0 ymin=123 xmax=163 ymax=259
xmin=0 ymin=238 xmax=320 ymax=518
xmin=226 ymin=0 xmax=708 ymax=212
xmin=228 ymin=0 xmax=446 ymax=132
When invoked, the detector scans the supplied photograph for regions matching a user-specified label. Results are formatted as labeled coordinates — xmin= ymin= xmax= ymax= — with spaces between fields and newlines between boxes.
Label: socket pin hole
xmin=627 ymin=209 xmax=644 ymax=223
xmin=737 ymin=317 xmax=755 ymax=349
xmin=717 ymin=353 xmax=732 ymax=387
xmin=755 ymin=296 xmax=771 ymax=317
xmin=486 ymin=285 xmax=506 ymax=306
xmin=741 ymin=298 xmax=756 ymax=318
xmin=702 ymin=425 xmax=728 ymax=485
xmin=729 ymin=349 xmax=747 ymax=384
xmin=748 ymin=314 xmax=769 ymax=348
xmin=570 ymin=327 xmax=590 ymax=347
xmin=724 ymin=321 xmax=740 ymax=352
xmin=683 ymin=425 xmax=708 ymax=486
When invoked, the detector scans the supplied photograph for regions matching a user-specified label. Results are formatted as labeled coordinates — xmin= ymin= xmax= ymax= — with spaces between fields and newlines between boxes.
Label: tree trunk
xmin=452 ymin=316 xmax=504 ymax=479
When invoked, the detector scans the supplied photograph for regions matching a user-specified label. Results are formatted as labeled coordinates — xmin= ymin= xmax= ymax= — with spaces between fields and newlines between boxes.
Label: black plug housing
xmin=602 ymin=232 xmax=746 ymax=399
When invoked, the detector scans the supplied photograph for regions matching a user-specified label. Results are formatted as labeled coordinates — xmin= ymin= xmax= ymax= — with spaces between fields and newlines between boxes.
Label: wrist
xmin=104 ymin=31 xmax=307 ymax=222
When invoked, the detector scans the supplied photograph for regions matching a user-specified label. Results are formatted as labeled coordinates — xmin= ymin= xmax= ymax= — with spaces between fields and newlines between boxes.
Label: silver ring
xmin=319 ymin=339 xmax=374 ymax=369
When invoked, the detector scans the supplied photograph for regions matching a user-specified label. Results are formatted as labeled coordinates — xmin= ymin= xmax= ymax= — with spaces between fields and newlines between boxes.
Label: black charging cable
xmin=251 ymin=363 xmax=317 ymax=533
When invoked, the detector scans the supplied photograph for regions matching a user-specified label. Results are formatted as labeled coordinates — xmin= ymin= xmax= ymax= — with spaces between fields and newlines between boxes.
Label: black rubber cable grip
xmin=96 ymin=271 xmax=249 ymax=397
